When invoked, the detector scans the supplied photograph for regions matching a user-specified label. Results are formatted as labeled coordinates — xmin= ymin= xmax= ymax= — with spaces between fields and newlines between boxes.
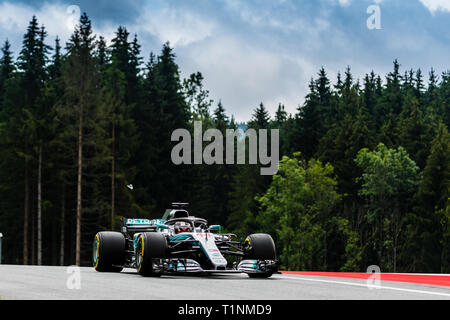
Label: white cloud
xmin=133 ymin=5 xmax=216 ymax=47
xmin=0 ymin=2 xmax=76 ymax=40
xmin=419 ymin=0 xmax=450 ymax=13
xmin=181 ymin=35 xmax=313 ymax=120
xmin=128 ymin=1 xmax=317 ymax=120
xmin=331 ymin=0 xmax=384 ymax=7
xmin=338 ymin=0 xmax=352 ymax=6
xmin=0 ymin=0 xmax=448 ymax=122
xmin=0 ymin=2 xmax=118 ymax=47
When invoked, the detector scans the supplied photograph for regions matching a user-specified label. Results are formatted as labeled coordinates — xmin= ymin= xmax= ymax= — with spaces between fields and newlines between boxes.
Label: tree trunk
xmin=69 ymin=217 xmax=74 ymax=266
xmin=76 ymin=110 xmax=83 ymax=266
xmin=393 ymin=219 xmax=398 ymax=274
xmin=31 ymin=181 xmax=35 ymax=265
xmin=23 ymin=162 xmax=29 ymax=265
xmin=37 ymin=145 xmax=42 ymax=265
xmin=393 ymin=245 xmax=397 ymax=273
xmin=60 ymin=186 xmax=65 ymax=266
xmin=51 ymin=212 xmax=56 ymax=266
xmin=323 ymin=231 xmax=327 ymax=270
xmin=31 ymin=217 xmax=35 ymax=264
xmin=111 ymin=124 xmax=115 ymax=230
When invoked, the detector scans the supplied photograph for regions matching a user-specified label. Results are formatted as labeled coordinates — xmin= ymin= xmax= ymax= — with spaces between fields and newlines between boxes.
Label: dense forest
xmin=0 ymin=14 xmax=448 ymax=273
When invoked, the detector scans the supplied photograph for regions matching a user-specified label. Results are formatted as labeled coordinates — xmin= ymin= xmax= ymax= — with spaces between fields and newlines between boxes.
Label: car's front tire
xmin=93 ymin=232 xmax=125 ymax=272
xmin=245 ymin=233 xmax=276 ymax=260
xmin=136 ymin=232 xmax=168 ymax=277
xmin=244 ymin=234 xmax=277 ymax=278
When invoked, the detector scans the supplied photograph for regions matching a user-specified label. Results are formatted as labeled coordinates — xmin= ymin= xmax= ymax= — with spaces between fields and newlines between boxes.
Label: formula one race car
xmin=93 ymin=203 xmax=278 ymax=278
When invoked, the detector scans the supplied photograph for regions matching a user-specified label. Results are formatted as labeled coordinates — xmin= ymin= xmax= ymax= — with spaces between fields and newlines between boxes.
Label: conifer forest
xmin=0 ymin=14 xmax=448 ymax=273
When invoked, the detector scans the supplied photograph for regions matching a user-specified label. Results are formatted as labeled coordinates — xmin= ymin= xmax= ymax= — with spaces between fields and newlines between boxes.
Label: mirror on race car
xmin=156 ymin=223 xmax=169 ymax=229
xmin=208 ymin=225 xmax=221 ymax=233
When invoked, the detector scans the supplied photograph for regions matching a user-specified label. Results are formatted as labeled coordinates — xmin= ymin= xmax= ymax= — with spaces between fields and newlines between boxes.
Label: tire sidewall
xmin=93 ymin=232 xmax=125 ymax=272
xmin=246 ymin=233 xmax=276 ymax=260
xmin=137 ymin=232 xmax=167 ymax=277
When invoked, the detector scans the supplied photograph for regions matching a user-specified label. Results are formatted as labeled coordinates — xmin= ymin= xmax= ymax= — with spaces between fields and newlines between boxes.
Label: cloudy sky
xmin=0 ymin=0 xmax=449 ymax=121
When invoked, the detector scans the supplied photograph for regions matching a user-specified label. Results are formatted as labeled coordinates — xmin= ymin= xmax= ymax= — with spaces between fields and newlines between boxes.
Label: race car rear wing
xmin=121 ymin=218 xmax=167 ymax=233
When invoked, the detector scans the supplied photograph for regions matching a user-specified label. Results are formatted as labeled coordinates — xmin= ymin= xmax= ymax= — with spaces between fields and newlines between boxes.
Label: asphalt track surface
xmin=0 ymin=265 xmax=449 ymax=300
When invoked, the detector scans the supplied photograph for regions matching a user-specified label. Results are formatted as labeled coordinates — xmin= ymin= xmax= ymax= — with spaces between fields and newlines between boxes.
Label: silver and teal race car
xmin=93 ymin=203 xmax=278 ymax=278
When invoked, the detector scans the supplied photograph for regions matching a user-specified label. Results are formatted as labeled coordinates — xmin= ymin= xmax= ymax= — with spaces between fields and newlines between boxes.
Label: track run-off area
xmin=0 ymin=265 xmax=449 ymax=300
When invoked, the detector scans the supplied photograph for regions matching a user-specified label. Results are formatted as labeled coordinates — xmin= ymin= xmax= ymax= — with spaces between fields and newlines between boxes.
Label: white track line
xmin=279 ymin=275 xmax=450 ymax=298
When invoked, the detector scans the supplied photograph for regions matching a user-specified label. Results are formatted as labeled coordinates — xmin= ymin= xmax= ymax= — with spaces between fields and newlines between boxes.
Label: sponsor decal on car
xmin=126 ymin=218 xmax=166 ymax=226
xmin=126 ymin=219 xmax=152 ymax=225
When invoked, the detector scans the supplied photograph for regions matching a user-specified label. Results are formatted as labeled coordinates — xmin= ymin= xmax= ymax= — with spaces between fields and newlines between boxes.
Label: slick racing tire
xmin=245 ymin=234 xmax=277 ymax=278
xmin=93 ymin=232 xmax=125 ymax=272
xmin=245 ymin=234 xmax=276 ymax=260
xmin=136 ymin=232 xmax=168 ymax=277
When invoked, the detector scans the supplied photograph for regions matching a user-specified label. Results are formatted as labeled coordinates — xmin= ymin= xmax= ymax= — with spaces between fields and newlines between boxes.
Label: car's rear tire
xmin=93 ymin=232 xmax=125 ymax=272
xmin=244 ymin=234 xmax=276 ymax=278
xmin=136 ymin=232 xmax=168 ymax=277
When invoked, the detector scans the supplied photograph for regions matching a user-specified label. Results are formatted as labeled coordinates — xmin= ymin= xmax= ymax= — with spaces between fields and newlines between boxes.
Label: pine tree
xmin=427 ymin=68 xmax=438 ymax=101
xmin=57 ymin=13 xmax=111 ymax=265
xmin=227 ymin=103 xmax=272 ymax=236
xmin=110 ymin=26 xmax=130 ymax=73
xmin=95 ymin=36 xmax=109 ymax=78
xmin=249 ymin=102 xmax=270 ymax=129
xmin=206 ymin=101 xmax=234 ymax=225
xmin=33 ymin=24 xmax=52 ymax=266
xmin=363 ymin=72 xmax=377 ymax=113
xmin=48 ymin=37 xmax=62 ymax=81
xmin=274 ymin=103 xmax=287 ymax=128
xmin=402 ymin=69 xmax=415 ymax=95
xmin=110 ymin=27 xmax=142 ymax=105
xmin=416 ymin=124 xmax=450 ymax=272
xmin=415 ymin=69 xmax=425 ymax=99
xmin=295 ymin=68 xmax=333 ymax=160
xmin=0 ymin=40 xmax=15 ymax=104
xmin=133 ymin=43 xmax=190 ymax=214
xmin=386 ymin=60 xmax=403 ymax=111
xmin=102 ymin=55 xmax=138 ymax=228
xmin=8 ymin=16 xmax=50 ymax=265
xmin=397 ymin=93 xmax=436 ymax=169
xmin=425 ymin=68 xmax=441 ymax=119
xmin=129 ymin=34 xmax=143 ymax=104
xmin=440 ymin=72 xmax=450 ymax=128
xmin=45 ymin=36 xmax=67 ymax=265
xmin=377 ymin=60 xmax=403 ymax=129
xmin=213 ymin=100 xmax=229 ymax=131
xmin=335 ymin=71 xmax=344 ymax=97
xmin=183 ymin=72 xmax=212 ymax=123
xmin=0 ymin=58 xmax=25 ymax=264
xmin=318 ymin=111 xmax=373 ymax=196
xmin=377 ymin=62 xmax=405 ymax=149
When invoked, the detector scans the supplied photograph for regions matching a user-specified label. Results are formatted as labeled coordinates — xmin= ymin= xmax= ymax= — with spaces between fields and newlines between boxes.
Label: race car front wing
xmin=161 ymin=259 xmax=279 ymax=274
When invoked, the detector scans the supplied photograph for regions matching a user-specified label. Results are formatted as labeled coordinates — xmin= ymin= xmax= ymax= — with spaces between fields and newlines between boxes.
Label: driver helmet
xmin=174 ymin=221 xmax=192 ymax=234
